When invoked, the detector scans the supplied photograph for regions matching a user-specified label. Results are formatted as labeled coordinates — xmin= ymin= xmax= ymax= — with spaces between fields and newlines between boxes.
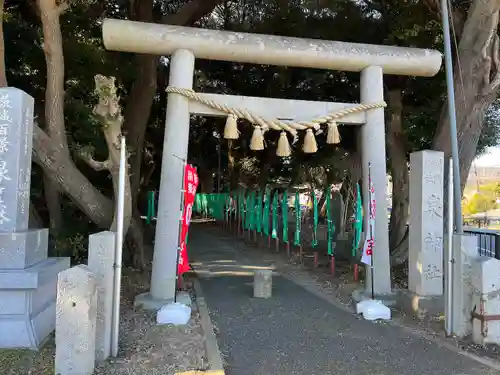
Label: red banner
xmin=178 ymin=164 xmax=199 ymax=276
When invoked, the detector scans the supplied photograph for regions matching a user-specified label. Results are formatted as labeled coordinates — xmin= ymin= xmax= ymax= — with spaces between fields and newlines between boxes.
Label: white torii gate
xmin=102 ymin=19 xmax=442 ymax=309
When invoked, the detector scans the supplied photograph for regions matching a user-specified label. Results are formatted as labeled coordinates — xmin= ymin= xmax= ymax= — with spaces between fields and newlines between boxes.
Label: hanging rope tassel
xmin=250 ymin=126 xmax=265 ymax=150
xmin=303 ymin=129 xmax=318 ymax=153
xmin=224 ymin=114 xmax=239 ymax=139
xmin=326 ymin=121 xmax=341 ymax=144
xmin=276 ymin=131 xmax=291 ymax=157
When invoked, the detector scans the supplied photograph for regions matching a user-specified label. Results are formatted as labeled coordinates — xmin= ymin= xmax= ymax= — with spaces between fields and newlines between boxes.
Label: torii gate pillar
xmin=360 ymin=66 xmax=391 ymax=295
xmin=135 ymin=50 xmax=195 ymax=309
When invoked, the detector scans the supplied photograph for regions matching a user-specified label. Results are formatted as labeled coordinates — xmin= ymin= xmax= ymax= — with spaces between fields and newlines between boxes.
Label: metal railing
xmin=463 ymin=227 xmax=500 ymax=259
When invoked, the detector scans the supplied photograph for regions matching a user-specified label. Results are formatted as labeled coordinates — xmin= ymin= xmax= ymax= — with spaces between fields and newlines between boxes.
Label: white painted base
xmin=156 ymin=302 xmax=191 ymax=326
xmin=356 ymin=299 xmax=391 ymax=321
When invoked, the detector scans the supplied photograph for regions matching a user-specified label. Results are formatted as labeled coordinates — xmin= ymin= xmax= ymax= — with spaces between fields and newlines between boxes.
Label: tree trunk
xmin=124 ymin=0 xmax=226 ymax=205
xmin=386 ymin=88 xmax=410 ymax=254
xmin=227 ymin=140 xmax=237 ymax=190
xmin=37 ymin=0 xmax=69 ymax=234
xmin=124 ymin=0 xmax=156 ymax=206
xmin=33 ymin=124 xmax=114 ymax=226
xmin=433 ymin=0 xmax=500 ymax=193
xmin=33 ymin=122 xmax=146 ymax=266
xmin=199 ymin=168 xmax=214 ymax=193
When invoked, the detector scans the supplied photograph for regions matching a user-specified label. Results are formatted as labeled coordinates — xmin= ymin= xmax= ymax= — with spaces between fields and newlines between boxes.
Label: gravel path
xmin=189 ymin=224 xmax=498 ymax=375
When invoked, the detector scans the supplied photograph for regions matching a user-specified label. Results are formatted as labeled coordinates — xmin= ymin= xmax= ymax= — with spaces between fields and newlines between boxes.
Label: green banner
xmin=249 ymin=191 xmax=256 ymax=230
xmin=263 ymin=188 xmax=270 ymax=236
xmin=239 ymin=190 xmax=245 ymax=227
xmin=312 ymin=190 xmax=318 ymax=247
xmin=146 ymin=190 xmax=155 ymax=224
xmin=352 ymin=183 xmax=363 ymax=256
xmin=326 ymin=187 xmax=333 ymax=255
xmin=294 ymin=191 xmax=301 ymax=246
xmin=256 ymin=190 xmax=262 ymax=233
xmin=282 ymin=191 xmax=288 ymax=243
xmin=271 ymin=190 xmax=278 ymax=239
xmin=245 ymin=193 xmax=251 ymax=229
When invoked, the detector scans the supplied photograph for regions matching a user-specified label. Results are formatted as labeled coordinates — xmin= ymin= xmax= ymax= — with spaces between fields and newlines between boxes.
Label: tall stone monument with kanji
xmin=0 ymin=87 xmax=69 ymax=349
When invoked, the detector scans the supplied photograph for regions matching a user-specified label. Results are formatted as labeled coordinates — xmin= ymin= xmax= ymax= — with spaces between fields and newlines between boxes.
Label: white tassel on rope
xmin=303 ymin=128 xmax=318 ymax=153
xmin=327 ymin=121 xmax=341 ymax=144
xmin=276 ymin=131 xmax=291 ymax=157
xmin=250 ymin=126 xmax=265 ymax=151
xmin=224 ymin=114 xmax=239 ymax=139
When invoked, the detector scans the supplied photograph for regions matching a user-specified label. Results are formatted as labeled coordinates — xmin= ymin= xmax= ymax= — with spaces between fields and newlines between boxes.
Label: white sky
xmin=475 ymin=146 xmax=500 ymax=167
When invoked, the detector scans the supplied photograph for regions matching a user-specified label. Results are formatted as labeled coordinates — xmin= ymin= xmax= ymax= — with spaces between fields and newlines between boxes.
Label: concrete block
xmin=253 ymin=269 xmax=272 ymax=298
xmin=87 ymin=231 xmax=115 ymax=362
xmin=471 ymin=257 xmax=500 ymax=345
xmin=451 ymin=234 xmax=481 ymax=338
xmin=55 ymin=265 xmax=98 ymax=375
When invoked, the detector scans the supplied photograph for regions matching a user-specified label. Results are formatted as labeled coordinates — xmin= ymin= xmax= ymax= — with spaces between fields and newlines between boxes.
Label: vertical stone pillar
xmin=360 ymin=66 xmax=391 ymax=295
xmin=136 ymin=49 xmax=195 ymax=310
xmin=409 ymin=150 xmax=445 ymax=296
xmin=55 ymin=265 xmax=98 ymax=375
xmin=451 ymin=233 xmax=480 ymax=337
xmin=87 ymin=231 xmax=115 ymax=361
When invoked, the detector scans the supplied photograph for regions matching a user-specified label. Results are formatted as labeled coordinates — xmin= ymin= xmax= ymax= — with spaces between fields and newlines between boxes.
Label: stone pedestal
xmin=409 ymin=150 xmax=445 ymax=296
xmin=253 ymin=269 xmax=272 ymax=298
xmin=0 ymin=87 xmax=69 ymax=349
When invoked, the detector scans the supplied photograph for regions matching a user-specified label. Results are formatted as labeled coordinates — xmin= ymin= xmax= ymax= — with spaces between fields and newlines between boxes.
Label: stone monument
xmin=409 ymin=150 xmax=444 ymax=296
xmin=0 ymin=87 xmax=69 ymax=349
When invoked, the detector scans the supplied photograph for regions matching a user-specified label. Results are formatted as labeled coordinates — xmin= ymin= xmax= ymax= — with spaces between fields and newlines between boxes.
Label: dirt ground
xmin=0 ymin=267 xmax=208 ymax=375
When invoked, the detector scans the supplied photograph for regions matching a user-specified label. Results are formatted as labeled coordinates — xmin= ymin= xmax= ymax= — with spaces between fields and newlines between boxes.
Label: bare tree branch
xmin=81 ymin=154 xmax=111 ymax=171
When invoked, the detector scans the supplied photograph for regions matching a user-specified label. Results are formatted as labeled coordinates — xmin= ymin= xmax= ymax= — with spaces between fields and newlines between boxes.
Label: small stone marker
xmin=409 ymin=150 xmax=445 ymax=296
xmin=450 ymin=233 xmax=480 ymax=337
xmin=55 ymin=265 xmax=98 ymax=375
xmin=472 ymin=256 xmax=500 ymax=345
xmin=253 ymin=269 xmax=272 ymax=298
xmin=87 ymin=231 xmax=115 ymax=362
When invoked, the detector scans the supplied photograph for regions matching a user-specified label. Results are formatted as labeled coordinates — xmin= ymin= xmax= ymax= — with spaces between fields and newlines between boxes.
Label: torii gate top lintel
xmin=102 ymin=18 xmax=442 ymax=77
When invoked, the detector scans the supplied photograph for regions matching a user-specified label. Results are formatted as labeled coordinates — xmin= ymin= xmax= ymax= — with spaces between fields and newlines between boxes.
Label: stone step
xmin=0 ymin=256 xmax=69 ymax=289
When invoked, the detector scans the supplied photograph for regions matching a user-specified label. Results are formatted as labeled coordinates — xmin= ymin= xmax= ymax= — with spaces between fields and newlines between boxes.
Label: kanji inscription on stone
xmin=0 ymin=88 xmax=34 ymax=233
xmin=409 ymin=150 xmax=445 ymax=296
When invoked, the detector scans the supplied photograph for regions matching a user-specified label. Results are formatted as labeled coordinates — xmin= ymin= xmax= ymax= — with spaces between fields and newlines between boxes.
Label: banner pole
xmin=368 ymin=163 xmax=375 ymax=300
xmin=173 ymin=154 xmax=187 ymax=302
